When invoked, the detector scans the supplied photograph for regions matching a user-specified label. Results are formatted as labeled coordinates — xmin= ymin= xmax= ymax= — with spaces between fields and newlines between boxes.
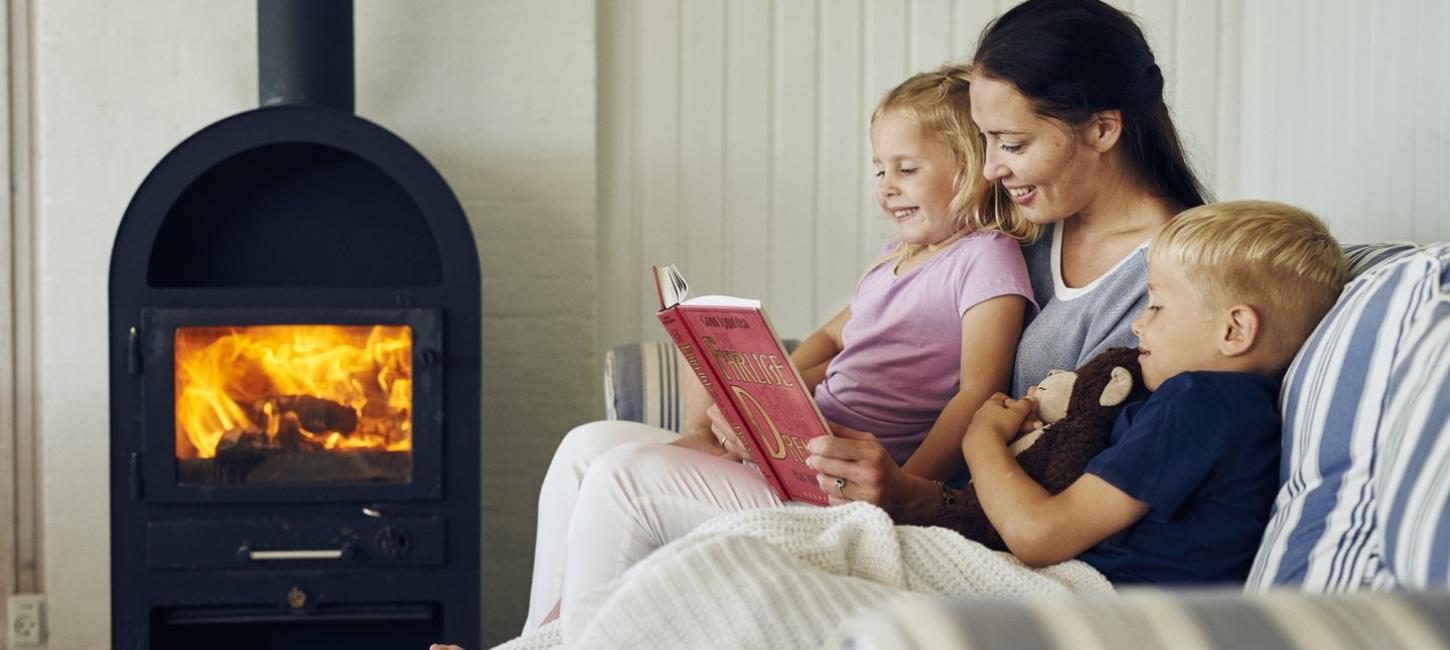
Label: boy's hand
xmin=1019 ymin=386 xmax=1045 ymax=434
xmin=965 ymin=392 xmax=1036 ymax=446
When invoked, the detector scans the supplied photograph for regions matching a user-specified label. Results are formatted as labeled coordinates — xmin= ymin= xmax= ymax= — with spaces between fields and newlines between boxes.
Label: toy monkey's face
xmin=1032 ymin=370 xmax=1077 ymax=424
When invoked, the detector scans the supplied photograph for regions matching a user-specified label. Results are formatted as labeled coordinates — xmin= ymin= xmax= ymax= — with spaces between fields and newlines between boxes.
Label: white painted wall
xmin=599 ymin=0 xmax=1450 ymax=346
xmin=599 ymin=0 xmax=1245 ymax=347
xmin=26 ymin=1 xmax=594 ymax=647
xmin=1236 ymin=0 xmax=1450 ymax=244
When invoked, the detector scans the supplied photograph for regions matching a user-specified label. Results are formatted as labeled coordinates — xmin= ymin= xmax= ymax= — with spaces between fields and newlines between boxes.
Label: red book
xmin=652 ymin=265 xmax=832 ymax=506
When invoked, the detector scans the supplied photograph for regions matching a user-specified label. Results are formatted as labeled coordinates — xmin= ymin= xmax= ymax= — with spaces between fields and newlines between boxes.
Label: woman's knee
xmin=554 ymin=420 xmax=671 ymax=470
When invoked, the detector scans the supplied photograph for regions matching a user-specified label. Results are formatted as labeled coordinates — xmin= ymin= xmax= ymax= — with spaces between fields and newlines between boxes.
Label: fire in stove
xmin=172 ymin=324 xmax=414 ymax=485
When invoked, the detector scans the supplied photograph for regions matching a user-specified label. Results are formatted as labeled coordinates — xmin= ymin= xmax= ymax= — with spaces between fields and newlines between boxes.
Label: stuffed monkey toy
xmin=952 ymin=347 xmax=1148 ymax=551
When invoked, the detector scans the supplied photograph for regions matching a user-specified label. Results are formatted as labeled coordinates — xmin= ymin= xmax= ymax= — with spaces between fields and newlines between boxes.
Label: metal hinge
xmin=129 ymin=452 xmax=144 ymax=499
xmin=127 ymin=326 xmax=143 ymax=375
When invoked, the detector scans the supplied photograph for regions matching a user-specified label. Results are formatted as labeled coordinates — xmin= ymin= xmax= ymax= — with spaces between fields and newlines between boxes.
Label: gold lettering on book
xmin=701 ymin=337 xmax=794 ymax=387
xmin=678 ymin=343 xmax=710 ymax=387
xmin=728 ymin=385 xmax=814 ymax=464
xmin=730 ymin=386 xmax=787 ymax=460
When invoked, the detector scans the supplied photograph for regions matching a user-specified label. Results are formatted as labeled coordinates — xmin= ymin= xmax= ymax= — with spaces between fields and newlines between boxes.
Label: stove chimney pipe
xmin=258 ymin=0 xmax=354 ymax=112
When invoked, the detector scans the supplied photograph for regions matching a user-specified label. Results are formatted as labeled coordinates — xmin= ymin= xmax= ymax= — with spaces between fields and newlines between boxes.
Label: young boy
xmin=961 ymin=200 xmax=1348 ymax=584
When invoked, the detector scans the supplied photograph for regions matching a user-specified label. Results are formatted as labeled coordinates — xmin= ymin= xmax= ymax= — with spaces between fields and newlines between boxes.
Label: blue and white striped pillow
xmin=1247 ymin=243 xmax=1450 ymax=592
xmin=1376 ymin=256 xmax=1450 ymax=588
xmin=603 ymin=341 xmax=684 ymax=431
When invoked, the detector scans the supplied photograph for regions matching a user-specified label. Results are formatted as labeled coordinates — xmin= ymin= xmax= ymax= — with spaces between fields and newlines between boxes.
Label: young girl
xmin=521 ymin=63 xmax=1039 ymax=633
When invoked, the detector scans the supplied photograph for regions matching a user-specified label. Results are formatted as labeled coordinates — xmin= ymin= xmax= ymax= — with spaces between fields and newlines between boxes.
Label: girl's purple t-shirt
xmin=813 ymin=231 xmax=1035 ymax=465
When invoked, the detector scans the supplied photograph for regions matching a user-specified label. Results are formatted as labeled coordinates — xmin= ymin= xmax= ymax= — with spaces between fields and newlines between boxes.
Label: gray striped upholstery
xmin=836 ymin=589 xmax=1450 ymax=649
xmin=603 ymin=341 xmax=684 ymax=431
xmin=1249 ymin=243 xmax=1450 ymax=591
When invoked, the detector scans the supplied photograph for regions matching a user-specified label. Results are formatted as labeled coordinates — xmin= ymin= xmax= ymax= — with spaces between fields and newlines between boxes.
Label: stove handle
xmin=237 ymin=542 xmax=356 ymax=562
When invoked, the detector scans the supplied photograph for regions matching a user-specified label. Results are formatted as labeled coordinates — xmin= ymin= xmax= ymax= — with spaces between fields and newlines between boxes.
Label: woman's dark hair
xmin=973 ymin=0 xmax=1208 ymax=208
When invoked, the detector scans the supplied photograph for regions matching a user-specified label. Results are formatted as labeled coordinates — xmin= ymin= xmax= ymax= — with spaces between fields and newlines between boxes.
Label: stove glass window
xmin=173 ymin=324 xmax=413 ymax=485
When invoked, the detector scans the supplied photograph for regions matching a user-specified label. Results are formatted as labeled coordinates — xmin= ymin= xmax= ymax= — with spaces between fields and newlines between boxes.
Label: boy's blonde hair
xmin=1150 ymin=200 xmax=1348 ymax=370
xmin=872 ymin=63 xmax=1039 ymax=265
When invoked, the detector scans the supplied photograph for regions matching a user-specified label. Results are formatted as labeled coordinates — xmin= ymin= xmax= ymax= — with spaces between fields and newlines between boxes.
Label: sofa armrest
xmin=604 ymin=339 xmax=802 ymax=432
xmin=834 ymin=588 xmax=1450 ymax=649
xmin=604 ymin=341 xmax=685 ymax=431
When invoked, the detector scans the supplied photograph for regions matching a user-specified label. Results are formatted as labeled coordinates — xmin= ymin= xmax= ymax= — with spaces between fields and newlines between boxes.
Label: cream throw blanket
xmin=496 ymin=502 xmax=1113 ymax=649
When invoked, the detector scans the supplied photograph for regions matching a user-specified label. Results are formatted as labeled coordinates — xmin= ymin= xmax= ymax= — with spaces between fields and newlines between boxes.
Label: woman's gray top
xmin=1011 ymin=222 xmax=1150 ymax=397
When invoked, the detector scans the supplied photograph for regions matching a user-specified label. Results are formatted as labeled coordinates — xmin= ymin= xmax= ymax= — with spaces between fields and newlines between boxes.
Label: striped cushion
xmin=603 ymin=341 xmax=684 ymax=431
xmin=1248 ymin=243 xmax=1450 ymax=592
xmin=834 ymin=588 xmax=1450 ymax=649
xmin=1377 ymin=257 xmax=1450 ymax=588
xmin=1344 ymin=242 xmax=1417 ymax=277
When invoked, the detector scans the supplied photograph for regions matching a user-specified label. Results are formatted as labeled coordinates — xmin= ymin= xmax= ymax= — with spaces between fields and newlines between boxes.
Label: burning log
xmin=261 ymin=395 xmax=359 ymax=436
xmin=214 ymin=427 xmax=267 ymax=484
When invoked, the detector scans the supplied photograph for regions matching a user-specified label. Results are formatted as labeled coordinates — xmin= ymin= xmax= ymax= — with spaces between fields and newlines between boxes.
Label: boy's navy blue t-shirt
xmin=1078 ymin=371 xmax=1281 ymax=585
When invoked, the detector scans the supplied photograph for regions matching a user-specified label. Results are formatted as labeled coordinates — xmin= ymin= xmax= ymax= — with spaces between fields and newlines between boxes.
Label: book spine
xmin=657 ymin=308 xmax=791 ymax=502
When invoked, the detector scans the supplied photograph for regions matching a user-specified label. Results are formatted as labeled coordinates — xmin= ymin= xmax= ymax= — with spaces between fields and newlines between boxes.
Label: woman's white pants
xmin=522 ymin=419 xmax=784 ymax=632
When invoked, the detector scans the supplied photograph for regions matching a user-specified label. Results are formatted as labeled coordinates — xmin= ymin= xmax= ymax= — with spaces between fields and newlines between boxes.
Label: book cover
xmin=653 ymin=265 xmax=832 ymax=506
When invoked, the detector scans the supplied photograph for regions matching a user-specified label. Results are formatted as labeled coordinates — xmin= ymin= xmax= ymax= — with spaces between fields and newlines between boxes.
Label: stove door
xmin=134 ymin=307 xmax=445 ymax=503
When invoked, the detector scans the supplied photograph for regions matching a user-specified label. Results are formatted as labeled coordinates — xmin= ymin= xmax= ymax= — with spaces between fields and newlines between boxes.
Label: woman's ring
xmin=833 ymin=477 xmax=847 ymax=497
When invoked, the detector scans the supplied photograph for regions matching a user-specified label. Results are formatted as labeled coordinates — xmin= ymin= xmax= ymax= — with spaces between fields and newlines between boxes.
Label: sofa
xmin=602 ymin=242 xmax=1450 ymax=649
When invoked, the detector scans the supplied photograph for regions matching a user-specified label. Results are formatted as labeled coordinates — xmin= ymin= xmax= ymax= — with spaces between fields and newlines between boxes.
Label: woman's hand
xmin=965 ymin=393 xmax=1037 ymax=448
xmin=671 ymin=403 xmax=751 ymax=462
xmin=806 ymin=424 xmax=935 ymax=518
xmin=705 ymin=404 xmax=753 ymax=462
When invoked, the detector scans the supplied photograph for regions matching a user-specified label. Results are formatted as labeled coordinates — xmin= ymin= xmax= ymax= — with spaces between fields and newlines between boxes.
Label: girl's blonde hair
xmin=871 ymin=63 xmax=1039 ymax=267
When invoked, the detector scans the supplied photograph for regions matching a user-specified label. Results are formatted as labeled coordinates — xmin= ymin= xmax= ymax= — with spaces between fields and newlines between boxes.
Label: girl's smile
xmin=870 ymin=112 xmax=960 ymax=246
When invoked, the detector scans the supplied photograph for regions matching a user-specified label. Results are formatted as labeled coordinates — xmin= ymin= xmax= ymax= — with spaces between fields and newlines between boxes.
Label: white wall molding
xmin=3 ymin=0 xmax=42 ymax=621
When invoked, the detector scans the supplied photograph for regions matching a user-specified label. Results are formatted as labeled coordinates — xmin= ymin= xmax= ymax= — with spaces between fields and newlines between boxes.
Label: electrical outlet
xmin=7 ymin=594 xmax=45 ymax=647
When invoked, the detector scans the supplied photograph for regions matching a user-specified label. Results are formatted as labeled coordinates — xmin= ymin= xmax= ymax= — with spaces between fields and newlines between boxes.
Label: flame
xmin=174 ymin=324 xmax=412 ymax=460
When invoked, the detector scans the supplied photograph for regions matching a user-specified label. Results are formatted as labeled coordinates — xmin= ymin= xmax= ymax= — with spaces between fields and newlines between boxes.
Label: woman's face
xmin=968 ymin=73 xmax=1101 ymax=225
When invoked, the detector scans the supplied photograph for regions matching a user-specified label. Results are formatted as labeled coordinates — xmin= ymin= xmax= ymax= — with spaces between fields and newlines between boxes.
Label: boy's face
xmin=870 ymin=112 xmax=959 ymax=247
xmin=1131 ymin=257 xmax=1227 ymax=391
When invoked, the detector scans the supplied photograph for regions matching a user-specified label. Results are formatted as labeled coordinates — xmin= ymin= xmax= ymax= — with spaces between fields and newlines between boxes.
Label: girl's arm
xmin=791 ymin=306 xmax=850 ymax=393
xmin=901 ymin=294 xmax=1026 ymax=482
xmin=802 ymin=295 xmax=1028 ymax=521
xmin=961 ymin=394 xmax=1150 ymax=567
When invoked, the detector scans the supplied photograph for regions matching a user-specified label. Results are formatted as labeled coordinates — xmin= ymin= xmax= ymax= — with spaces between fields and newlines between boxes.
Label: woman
xmin=808 ymin=0 xmax=1207 ymax=526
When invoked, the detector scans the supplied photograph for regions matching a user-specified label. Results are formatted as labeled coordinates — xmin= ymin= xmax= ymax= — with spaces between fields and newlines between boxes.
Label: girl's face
xmin=870 ymin=112 xmax=960 ymax=247
xmin=968 ymin=73 xmax=1101 ymax=225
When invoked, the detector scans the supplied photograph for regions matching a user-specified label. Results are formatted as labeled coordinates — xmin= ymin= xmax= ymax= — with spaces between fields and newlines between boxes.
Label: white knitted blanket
xmin=495 ymin=502 xmax=1113 ymax=650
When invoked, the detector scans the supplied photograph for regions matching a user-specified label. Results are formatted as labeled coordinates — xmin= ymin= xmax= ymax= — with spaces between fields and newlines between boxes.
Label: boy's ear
xmin=1218 ymin=304 xmax=1261 ymax=357
xmin=1081 ymin=109 xmax=1124 ymax=153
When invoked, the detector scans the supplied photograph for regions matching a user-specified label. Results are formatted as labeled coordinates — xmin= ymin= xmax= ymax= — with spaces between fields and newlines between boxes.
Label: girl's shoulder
xmin=937 ymin=230 xmax=1028 ymax=270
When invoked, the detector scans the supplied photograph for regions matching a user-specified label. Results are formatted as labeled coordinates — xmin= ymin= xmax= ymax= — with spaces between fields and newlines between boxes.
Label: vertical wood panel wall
xmin=1237 ymin=0 xmax=1449 ymax=245
xmin=600 ymin=0 xmax=1239 ymax=345
xmin=600 ymin=0 xmax=1448 ymax=347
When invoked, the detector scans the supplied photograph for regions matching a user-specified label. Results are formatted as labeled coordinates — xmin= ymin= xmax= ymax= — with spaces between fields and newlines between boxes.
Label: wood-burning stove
xmin=108 ymin=2 xmax=480 ymax=648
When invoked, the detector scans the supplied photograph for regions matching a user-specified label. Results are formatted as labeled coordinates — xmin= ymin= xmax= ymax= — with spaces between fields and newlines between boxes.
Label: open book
xmin=652 ymin=265 xmax=832 ymax=506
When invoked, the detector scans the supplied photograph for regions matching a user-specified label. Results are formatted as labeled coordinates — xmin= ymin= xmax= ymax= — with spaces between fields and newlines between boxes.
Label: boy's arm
xmin=903 ymin=294 xmax=1025 ymax=482
xmin=790 ymin=306 xmax=850 ymax=393
xmin=961 ymin=394 xmax=1150 ymax=567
